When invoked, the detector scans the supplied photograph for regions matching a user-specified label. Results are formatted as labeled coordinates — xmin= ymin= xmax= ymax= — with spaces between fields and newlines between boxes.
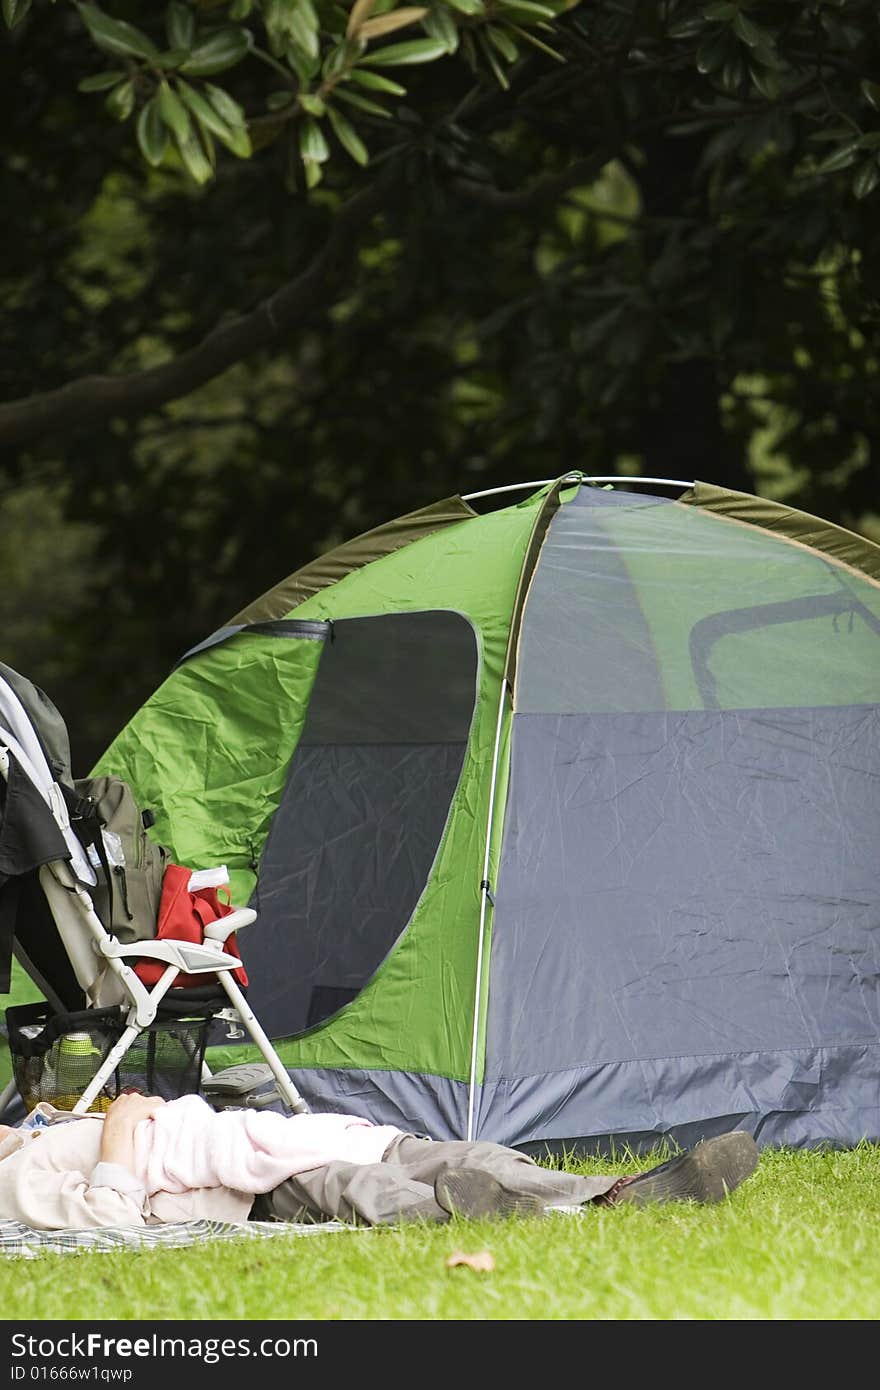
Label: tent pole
xmin=462 ymin=476 xmax=694 ymax=501
xmin=466 ymin=678 xmax=509 ymax=1142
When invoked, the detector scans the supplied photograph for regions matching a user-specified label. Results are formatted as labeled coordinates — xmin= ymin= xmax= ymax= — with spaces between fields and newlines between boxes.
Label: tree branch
xmin=0 ymin=175 xmax=391 ymax=451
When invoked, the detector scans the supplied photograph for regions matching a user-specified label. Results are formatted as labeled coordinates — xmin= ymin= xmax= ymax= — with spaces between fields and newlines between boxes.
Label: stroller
xmin=0 ymin=663 xmax=309 ymax=1120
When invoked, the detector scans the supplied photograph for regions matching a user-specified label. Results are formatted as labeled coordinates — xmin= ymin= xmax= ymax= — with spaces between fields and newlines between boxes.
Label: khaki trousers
xmin=253 ymin=1133 xmax=618 ymax=1226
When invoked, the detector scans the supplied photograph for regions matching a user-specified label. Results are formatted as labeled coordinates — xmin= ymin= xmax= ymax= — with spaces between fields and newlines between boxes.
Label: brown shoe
xmin=602 ymin=1131 xmax=759 ymax=1206
xmin=434 ymin=1169 xmax=546 ymax=1220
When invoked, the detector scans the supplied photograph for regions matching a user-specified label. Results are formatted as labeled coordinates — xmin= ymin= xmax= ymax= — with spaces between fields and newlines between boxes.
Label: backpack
xmin=66 ymin=774 xmax=169 ymax=944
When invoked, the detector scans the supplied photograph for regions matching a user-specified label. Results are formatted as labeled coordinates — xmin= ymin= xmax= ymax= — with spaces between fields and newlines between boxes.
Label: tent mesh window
xmin=5 ymin=1000 xmax=215 ymax=1112
xmin=247 ymin=610 xmax=479 ymax=1035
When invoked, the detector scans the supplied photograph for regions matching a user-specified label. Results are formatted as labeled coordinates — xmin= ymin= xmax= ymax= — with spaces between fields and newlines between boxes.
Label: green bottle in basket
xmin=52 ymin=1031 xmax=111 ymax=1113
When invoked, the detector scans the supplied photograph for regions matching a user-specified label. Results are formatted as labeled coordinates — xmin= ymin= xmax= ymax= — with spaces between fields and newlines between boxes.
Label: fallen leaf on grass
xmin=445 ymin=1249 xmax=495 ymax=1273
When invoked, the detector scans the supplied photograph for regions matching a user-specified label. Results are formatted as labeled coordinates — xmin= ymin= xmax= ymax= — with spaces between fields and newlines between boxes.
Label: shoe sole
xmin=434 ymin=1170 xmax=546 ymax=1221
xmin=615 ymin=1131 xmax=759 ymax=1206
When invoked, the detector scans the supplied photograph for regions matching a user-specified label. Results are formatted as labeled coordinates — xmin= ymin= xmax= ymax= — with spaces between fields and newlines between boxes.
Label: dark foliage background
xmin=1 ymin=0 xmax=879 ymax=767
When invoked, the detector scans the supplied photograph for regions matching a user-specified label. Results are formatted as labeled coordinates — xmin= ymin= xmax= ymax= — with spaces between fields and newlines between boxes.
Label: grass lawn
xmin=1 ymin=1142 xmax=877 ymax=1321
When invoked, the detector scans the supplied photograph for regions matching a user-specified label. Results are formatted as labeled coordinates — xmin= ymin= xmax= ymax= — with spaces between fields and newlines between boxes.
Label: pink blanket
xmin=133 ymin=1095 xmax=404 ymax=1196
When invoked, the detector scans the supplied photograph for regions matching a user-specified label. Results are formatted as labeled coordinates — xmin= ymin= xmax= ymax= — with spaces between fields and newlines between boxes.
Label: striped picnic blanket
xmin=0 ymin=1217 xmax=357 ymax=1258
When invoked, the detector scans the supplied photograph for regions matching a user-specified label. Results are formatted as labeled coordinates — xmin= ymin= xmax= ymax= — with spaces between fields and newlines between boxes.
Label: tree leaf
xmin=299 ymin=116 xmax=330 ymax=162
xmin=421 ymin=7 xmax=459 ymax=53
xmin=853 ymin=158 xmax=879 ymax=200
xmin=365 ymin=37 xmax=448 ymax=64
xmin=179 ymin=26 xmax=251 ymax=76
xmin=104 ymin=78 xmax=135 ymax=121
xmin=77 ymin=69 xmax=127 ymax=92
xmin=266 ymin=89 xmax=295 ymax=110
xmin=443 ymin=0 xmax=483 ymax=13
xmin=77 ymin=4 xmax=161 ymax=62
xmin=334 ymin=86 xmax=392 ymax=117
xmin=203 ymin=81 xmax=248 ymax=128
xmin=696 ymin=26 xmax=733 ymax=74
xmin=229 ymin=0 xmax=253 ymax=17
xmin=487 ymin=24 xmax=518 ymax=63
xmin=174 ymin=124 xmax=214 ymax=183
xmin=495 ymin=0 xmax=556 ymax=19
xmin=327 ymin=103 xmax=369 ymax=164
xmin=732 ymin=12 xmax=768 ymax=48
xmin=814 ymin=139 xmax=862 ymax=175
xmin=157 ymin=79 xmax=192 ymax=140
xmin=349 ymin=68 xmax=406 ymax=94
xmin=748 ymin=61 xmax=779 ymax=101
xmin=177 ymin=78 xmax=252 ymax=156
xmin=166 ymin=1 xmax=195 ymax=50
xmin=299 ymin=92 xmax=327 ymax=116
xmin=2 ymin=0 xmax=31 ymax=31
xmin=860 ymin=79 xmax=880 ymax=113
xmin=358 ymin=8 xmax=428 ymax=40
xmin=136 ymin=95 xmax=169 ymax=166
xmin=346 ymin=0 xmax=379 ymax=39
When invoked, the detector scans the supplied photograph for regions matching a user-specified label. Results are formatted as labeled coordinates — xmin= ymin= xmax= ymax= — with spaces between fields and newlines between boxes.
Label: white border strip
xmin=466 ymin=680 xmax=509 ymax=1141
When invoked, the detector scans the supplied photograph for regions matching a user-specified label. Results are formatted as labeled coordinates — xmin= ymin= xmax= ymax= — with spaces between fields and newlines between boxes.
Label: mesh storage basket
xmin=5 ymin=999 xmax=216 ymax=1113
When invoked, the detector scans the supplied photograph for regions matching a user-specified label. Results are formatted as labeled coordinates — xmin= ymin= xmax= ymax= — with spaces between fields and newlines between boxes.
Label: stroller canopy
xmin=93 ymin=477 xmax=880 ymax=1153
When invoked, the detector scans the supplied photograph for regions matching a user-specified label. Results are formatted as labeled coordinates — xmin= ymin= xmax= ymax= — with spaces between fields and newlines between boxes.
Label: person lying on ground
xmin=0 ymin=1092 xmax=760 ymax=1231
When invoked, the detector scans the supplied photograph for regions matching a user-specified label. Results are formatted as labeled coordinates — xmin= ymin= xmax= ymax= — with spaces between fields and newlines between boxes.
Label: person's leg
xmin=384 ymin=1135 xmax=617 ymax=1205
xmin=418 ymin=1131 xmax=760 ymax=1218
xmin=257 ymin=1157 xmax=450 ymax=1226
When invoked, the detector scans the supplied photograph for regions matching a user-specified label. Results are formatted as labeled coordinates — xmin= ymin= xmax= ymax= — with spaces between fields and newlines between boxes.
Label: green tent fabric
xmin=82 ymin=476 xmax=880 ymax=1153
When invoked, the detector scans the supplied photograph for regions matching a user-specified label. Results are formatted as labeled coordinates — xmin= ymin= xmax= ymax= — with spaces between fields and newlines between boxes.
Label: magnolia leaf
xmin=288 ymin=40 xmax=322 ymax=81
xmin=495 ymin=0 xmax=556 ymax=19
xmin=179 ymin=26 xmax=251 ymax=76
xmin=299 ymin=116 xmax=330 ymax=162
xmin=853 ymin=158 xmax=880 ymax=200
xmin=346 ymin=0 xmax=379 ymax=38
xmin=487 ymin=24 xmax=517 ymax=62
xmin=285 ymin=4 xmax=320 ymax=59
xmin=814 ymin=140 xmax=862 ymax=175
xmin=203 ymin=81 xmax=248 ymax=127
xmin=861 ymin=79 xmax=880 ymax=112
xmin=443 ymin=0 xmax=483 ymax=13
xmin=77 ymin=69 xmax=126 ymax=92
xmin=177 ymin=78 xmax=252 ymax=156
xmin=304 ymin=158 xmax=323 ymax=188
xmin=327 ymin=103 xmax=369 ymax=164
xmin=366 ymin=36 xmax=447 ymax=64
xmin=509 ymin=22 xmax=563 ymax=61
xmin=696 ymin=26 xmax=734 ymax=73
xmin=174 ymin=124 xmax=214 ymax=182
xmin=136 ymin=96 xmax=169 ymax=166
xmin=421 ymin=7 xmax=458 ymax=53
xmin=335 ymin=86 xmax=391 ymax=117
xmin=77 ymin=4 xmax=161 ymax=61
xmin=104 ymin=77 xmax=135 ymax=120
xmin=299 ymin=93 xmax=327 ymax=115
xmin=266 ymin=90 xmax=295 ymax=109
xmin=732 ymin=12 xmax=768 ymax=48
xmin=358 ymin=7 xmax=428 ymax=40
xmin=166 ymin=0 xmax=195 ymax=50
xmin=157 ymin=79 xmax=191 ymax=140
xmin=2 ymin=0 xmax=31 ymax=30
xmin=748 ymin=60 xmax=779 ymax=100
xmin=349 ymin=68 xmax=406 ymax=94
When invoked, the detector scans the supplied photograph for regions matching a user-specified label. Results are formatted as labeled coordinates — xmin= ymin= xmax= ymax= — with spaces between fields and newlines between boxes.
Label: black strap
xmin=60 ymin=784 xmax=117 ymax=926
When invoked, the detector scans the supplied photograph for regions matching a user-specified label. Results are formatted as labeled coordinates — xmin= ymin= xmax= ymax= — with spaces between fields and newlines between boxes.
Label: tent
xmin=93 ymin=475 xmax=880 ymax=1153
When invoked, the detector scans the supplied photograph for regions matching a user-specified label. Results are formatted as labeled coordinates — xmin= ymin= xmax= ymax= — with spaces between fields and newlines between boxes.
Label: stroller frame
xmin=0 ymin=681 xmax=309 ymax=1118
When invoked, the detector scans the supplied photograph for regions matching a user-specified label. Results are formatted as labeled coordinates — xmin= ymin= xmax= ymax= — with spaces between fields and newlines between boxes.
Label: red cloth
xmin=134 ymin=862 xmax=249 ymax=989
